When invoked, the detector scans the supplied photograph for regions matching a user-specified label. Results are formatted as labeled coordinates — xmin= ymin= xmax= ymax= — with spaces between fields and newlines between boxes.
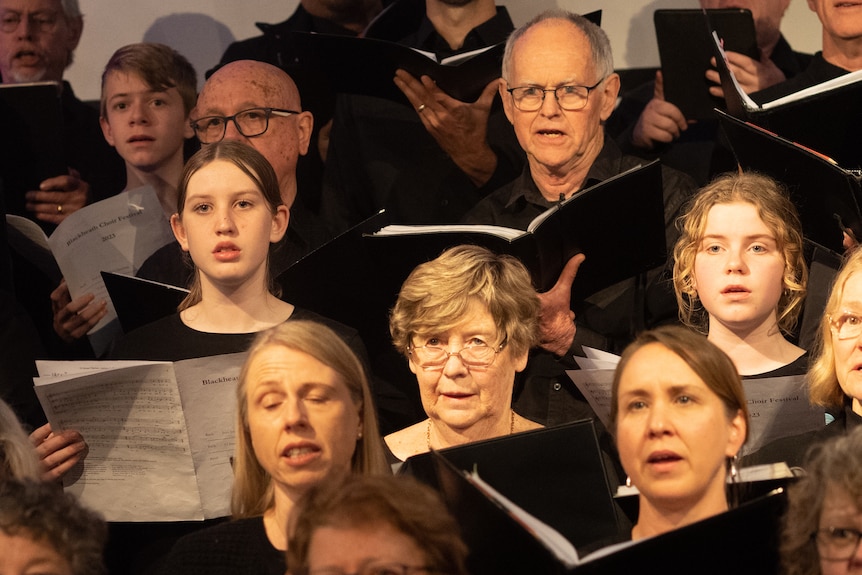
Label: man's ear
xmin=65 ymin=15 xmax=83 ymax=55
xmin=598 ymin=73 xmax=621 ymax=122
xmin=295 ymin=111 xmax=313 ymax=157
xmin=170 ymin=213 xmax=190 ymax=252
xmin=499 ymin=79 xmax=515 ymax=124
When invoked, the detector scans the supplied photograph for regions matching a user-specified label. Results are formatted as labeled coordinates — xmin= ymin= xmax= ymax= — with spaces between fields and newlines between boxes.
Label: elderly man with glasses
xmin=189 ymin=59 xmax=331 ymax=271
xmin=464 ymin=9 xmax=696 ymax=428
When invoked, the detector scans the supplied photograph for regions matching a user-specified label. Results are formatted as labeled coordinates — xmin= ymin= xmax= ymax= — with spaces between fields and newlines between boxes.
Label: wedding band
xmin=417 ymin=104 xmax=426 ymax=113
xmin=57 ymin=204 xmax=63 ymax=214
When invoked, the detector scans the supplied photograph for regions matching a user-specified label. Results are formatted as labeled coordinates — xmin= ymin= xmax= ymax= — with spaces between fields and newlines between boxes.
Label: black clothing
xmin=741 ymin=352 xmax=808 ymax=379
xmin=109 ymin=307 xmax=365 ymax=362
xmin=319 ymin=5 xmax=524 ymax=233
xmin=751 ymin=51 xmax=850 ymax=104
xmin=156 ymin=516 xmax=284 ymax=575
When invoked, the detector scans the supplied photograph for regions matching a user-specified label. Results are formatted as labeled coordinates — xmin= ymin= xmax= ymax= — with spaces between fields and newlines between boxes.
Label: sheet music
xmin=33 ymin=353 xmax=247 ymax=522
xmin=45 ymin=186 xmax=175 ymax=356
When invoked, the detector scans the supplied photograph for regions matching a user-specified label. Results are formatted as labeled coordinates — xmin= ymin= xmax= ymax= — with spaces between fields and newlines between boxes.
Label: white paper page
xmin=582 ymin=347 xmax=621 ymax=364
xmin=5 ymin=214 xmax=61 ymax=281
xmin=565 ymin=369 xmax=614 ymax=429
xmin=468 ymin=471 xmax=580 ymax=568
xmin=174 ymin=353 xmax=247 ymax=519
xmin=35 ymin=359 xmax=152 ymax=377
xmin=712 ymin=31 xmax=759 ymax=111
xmin=573 ymin=357 xmax=618 ymax=371
xmin=742 ymin=375 xmax=824 ymax=455
xmin=46 ymin=186 xmax=175 ymax=356
xmin=372 ymin=224 xmax=524 ymax=241
xmin=34 ymin=363 xmax=203 ymax=522
xmin=762 ymin=68 xmax=862 ymax=110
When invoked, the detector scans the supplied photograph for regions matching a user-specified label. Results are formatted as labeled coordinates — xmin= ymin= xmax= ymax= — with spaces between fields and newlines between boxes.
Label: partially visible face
xmin=699 ymin=0 xmax=790 ymax=49
xmin=500 ymin=18 xmax=619 ymax=187
xmin=305 ymin=521 xmax=429 ymax=575
xmin=830 ymin=272 xmax=862 ymax=414
xmin=818 ymin=484 xmax=862 ymax=575
xmin=0 ymin=531 xmax=73 ymax=575
xmin=170 ymin=159 xmax=288 ymax=292
xmin=193 ymin=61 xmax=313 ymax=208
xmin=692 ymin=202 xmax=786 ymax=336
xmin=244 ymin=345 xmax=361 ymax=496
xmin=100 ymin=70 xmax=193 ymax=173
xmin=409 ymin=300 xmax=527 ymax=435
xmin=0 ymin=0 xmax=81 ymax=83
xmin=807 ymin=0 xmax=862 ymax=46
xmin=615 ymin=343 xmax=745 ymax=513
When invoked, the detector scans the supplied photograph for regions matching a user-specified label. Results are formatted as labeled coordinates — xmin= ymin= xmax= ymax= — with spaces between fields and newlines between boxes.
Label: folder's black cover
xmin=0 ymin=81 xmax=66 ymax=217
xmin=654 ymin=8 xmax=757 ymax=120
xmin=717 ymin=109 xmax=860 ymax=254
xmin=101 ymin=271 xmax=188 ymax=335
xmin=402 ymin=421 xmax=622 ymax=556
xmin=363 ymin=160 xmax=667 ymax=300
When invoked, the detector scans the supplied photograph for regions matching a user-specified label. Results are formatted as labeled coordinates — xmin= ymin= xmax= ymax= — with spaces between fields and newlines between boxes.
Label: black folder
xmin=654 ymin=8 xmax=757 ymax=120
xmin=363 ymin=160 xmax=667 ymax=299
xmin=0 ymin=81 xmax=66 ymax=217
xmin=716 ymin=109 xmax=861 ymax=255
xmin=101 ymin=271 xmax=188 ymax=335
xmin=402 ymin=420 xmax=622 ymax=558
xmin=712 ymin=32 xmax=862 ymax=169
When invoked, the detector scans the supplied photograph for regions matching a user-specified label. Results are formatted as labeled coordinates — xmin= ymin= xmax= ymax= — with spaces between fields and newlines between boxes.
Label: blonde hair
xmin=807 ymin=248 xmax=862 ymax=408
xmin=231 ymin=320 xmax=389 ymax=518
xmin=389 ymin=245 xmax=539 ymax=359
xmin=0 ymin=399 xmax=41 ymax=481
xmin=673 ymin=171 xmax=807 ymax=335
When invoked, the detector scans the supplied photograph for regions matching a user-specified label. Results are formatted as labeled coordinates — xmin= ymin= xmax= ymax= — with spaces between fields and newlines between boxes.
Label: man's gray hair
xmin=60 ymin=0 xmax=82 ymax=19
xmin=501 ymin=9 xmax=613 ymax=82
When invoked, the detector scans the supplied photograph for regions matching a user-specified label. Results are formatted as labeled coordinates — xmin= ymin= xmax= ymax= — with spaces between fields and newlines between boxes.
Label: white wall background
xmin=67 ymin=0 xmax=822 ymax=102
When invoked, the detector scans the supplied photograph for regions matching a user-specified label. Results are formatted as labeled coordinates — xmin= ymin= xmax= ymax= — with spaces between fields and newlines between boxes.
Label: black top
xmin=156 ymin=516 xmax=284 ymax=575
xmin=109 ymin=307 xmax=366 ymax=363
xmin=751 ymin=52 xmax=850 ymax=104
xmin=741 ymin=352 xmax=809 ymax=379
xmin=318 ymin=5 xmax=525 ymax=233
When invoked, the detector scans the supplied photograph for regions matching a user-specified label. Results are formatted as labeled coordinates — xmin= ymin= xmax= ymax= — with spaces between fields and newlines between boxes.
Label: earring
xmin=625 ymin=476 xmax=632 ymax=488
xmin=728 ymin=455 xmax=740 ymax=483
xmin=357 ymin=430 xmax=363 ymax=440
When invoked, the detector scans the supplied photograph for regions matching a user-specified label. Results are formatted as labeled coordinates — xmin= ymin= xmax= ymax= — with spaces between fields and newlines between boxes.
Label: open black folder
xmin=364 ymin=160 xmax=667 ymax=299
xmin=712 ymin=31 xmax=862 ymax=169
xmin=716 ymin=109 xmax=860 ymax=255
xmin=401 ymin=420 xmax=623 ymax=564
xmin=101 ymin=271 xmax=188 ymax=335
xmin=654 ymin=8 xmax=757 ymax=120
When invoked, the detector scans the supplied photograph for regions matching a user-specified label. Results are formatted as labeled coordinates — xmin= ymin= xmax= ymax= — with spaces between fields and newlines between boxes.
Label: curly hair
xmin=0 ymin=479 xmax=107 ymax=575
xmin=673 ymin=171 xmax=807 ymax=335
xmin=389 ymin=245 xmax=539 ymax=360
xmin=781 ymin=427 xmax=862 ymax=575
xmin=288 ymin=474 xmax=469 ymax=575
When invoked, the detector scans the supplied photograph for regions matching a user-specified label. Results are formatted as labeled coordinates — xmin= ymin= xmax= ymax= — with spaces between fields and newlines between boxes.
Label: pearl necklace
xmin=426 ymin=410 xmax=515 ymax=449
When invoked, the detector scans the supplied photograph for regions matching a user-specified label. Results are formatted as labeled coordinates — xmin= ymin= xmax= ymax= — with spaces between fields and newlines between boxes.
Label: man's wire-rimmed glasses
xmin=190 ymin=107 xmax=300 ymax=144
xmin=506 ymin=77 xmax=606 ymax=112
xmin=0 ymin=11 xmax=60 ymax=33
xmin=408 ymin=340 xmax=506 ymax=370
xmin=813 ymin=527 xmax=862 ymax=561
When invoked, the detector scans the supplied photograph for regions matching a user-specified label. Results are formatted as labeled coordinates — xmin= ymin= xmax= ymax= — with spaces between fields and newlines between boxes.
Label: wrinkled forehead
xmin=0 ymin=0 xmax=64 ymax=13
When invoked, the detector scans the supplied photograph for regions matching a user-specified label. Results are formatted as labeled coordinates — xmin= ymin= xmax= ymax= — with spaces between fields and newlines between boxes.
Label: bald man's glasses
xmin=190 ymin=107 xmax=300 ymax=144
xmin=506 ymin=78 xmax=605 ymax=112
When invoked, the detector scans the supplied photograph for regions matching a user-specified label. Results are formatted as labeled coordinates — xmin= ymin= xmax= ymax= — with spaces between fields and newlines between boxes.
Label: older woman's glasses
xmin=408 ymin=341 xmax=506 ymax=370
xmin=813 ymin=527 xmax=862 ymax=560
xmin=303 ymin=564 xmax=441 ymax=575
xmin=829 ymin=311 xmax=862 ymax=340
xmin=506 ymin=78 xmax=605 ymax=112
xmin=190 ymin=107 xmax=300 ymax=144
